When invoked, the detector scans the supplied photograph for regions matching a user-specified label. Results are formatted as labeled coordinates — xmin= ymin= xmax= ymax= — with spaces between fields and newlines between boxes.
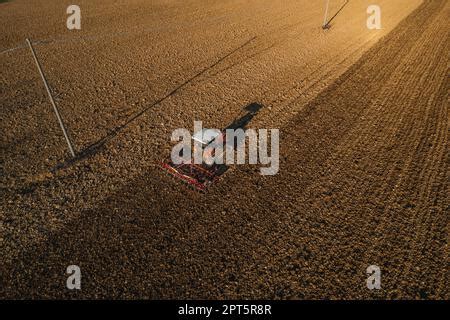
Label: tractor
xmin=160 ymin=103 xmax=263 ymax=192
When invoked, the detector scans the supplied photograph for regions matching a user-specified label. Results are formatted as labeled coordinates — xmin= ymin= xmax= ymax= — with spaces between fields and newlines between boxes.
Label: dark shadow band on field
xmin=1 ymin=0 xmax=445 ymax=299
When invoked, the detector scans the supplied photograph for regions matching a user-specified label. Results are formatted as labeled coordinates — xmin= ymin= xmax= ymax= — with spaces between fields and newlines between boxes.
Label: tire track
xmin=248 ymin=0 xmax=448 ymax=298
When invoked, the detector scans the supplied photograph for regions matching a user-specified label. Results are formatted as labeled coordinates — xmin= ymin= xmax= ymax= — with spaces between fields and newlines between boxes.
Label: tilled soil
xmin=0 ymin=0 xmax=448 ymax=299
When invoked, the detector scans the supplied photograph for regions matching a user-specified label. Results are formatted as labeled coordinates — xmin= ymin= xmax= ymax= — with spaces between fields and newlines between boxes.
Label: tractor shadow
xmin=215 ymin=102 xmax=264 ymax=178
xmin=225 ymin=102 xmax=263 ymax=131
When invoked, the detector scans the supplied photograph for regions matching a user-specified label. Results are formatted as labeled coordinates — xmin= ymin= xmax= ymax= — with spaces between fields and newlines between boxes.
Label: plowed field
xmin=1 ymin=0 xmax=448 ymax=299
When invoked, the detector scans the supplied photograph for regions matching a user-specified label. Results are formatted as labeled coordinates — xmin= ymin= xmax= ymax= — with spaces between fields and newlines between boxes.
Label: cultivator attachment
xmin=160 ymin=162 xmax=228 ymax=192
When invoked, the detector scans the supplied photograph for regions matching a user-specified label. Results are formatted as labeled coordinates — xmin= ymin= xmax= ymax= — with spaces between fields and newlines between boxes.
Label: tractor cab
xmin=192 ymin=129 xmax=224 ymax=166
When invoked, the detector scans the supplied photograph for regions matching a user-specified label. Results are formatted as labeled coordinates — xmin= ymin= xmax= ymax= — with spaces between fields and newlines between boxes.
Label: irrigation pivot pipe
xmin=26 ymin=38 xmax=76 ymax=158
xmin=323 ymin=0 xmax=330 ymax=29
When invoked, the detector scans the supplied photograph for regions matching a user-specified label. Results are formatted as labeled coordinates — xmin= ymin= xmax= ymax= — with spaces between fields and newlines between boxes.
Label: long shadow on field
xmin=1 ymin=0 xmax=446 ymax=299
xmin=70 ymin=36 xmax=258 ymax=162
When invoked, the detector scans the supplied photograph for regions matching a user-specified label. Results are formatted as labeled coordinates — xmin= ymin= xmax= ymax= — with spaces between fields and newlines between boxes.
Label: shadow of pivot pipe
xmin=26 ymin=38 xmax=76 ymax=158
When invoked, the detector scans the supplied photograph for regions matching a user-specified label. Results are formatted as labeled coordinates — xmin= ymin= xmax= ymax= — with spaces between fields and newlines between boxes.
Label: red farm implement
xmin=160 ymin=103 xmax=263 ymax=192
